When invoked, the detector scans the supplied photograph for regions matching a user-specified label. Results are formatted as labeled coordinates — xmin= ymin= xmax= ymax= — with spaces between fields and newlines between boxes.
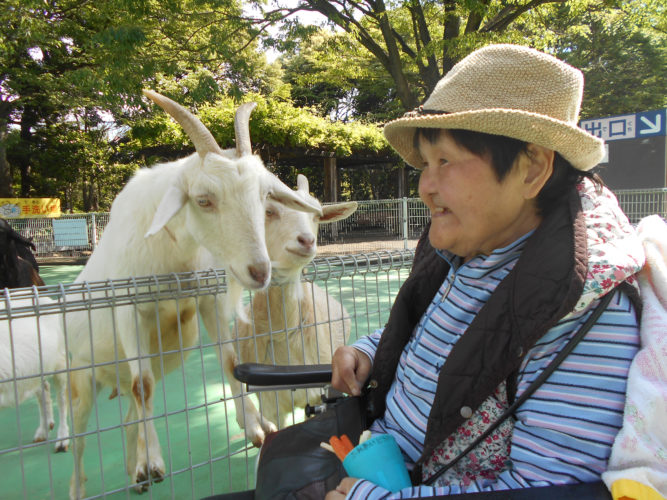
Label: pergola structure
xmin=134 ymin=143 xmax=412 ymax=202
xmin=257 ymin=145 xmax=409 ymax=202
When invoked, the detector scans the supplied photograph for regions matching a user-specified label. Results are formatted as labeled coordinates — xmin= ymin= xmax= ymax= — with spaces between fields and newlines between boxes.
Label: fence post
xmin=90 ymin=213 xmax=98 ymax=250
xmin=402 ymin=197 xmax=408 ymax=249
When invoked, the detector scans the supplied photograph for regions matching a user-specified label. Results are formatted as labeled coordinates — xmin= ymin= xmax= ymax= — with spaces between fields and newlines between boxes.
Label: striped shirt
xmin=350 ymin=233 xmax=640 ymax=498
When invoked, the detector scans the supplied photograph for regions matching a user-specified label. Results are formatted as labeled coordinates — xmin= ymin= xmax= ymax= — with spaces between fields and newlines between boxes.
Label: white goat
xmin=0 ymin=296 xmax=69 ymax=452
xmin=236 ymin=174 xmax=357 ymax=436
xmin=66 ymin=91 xmax=322 ymax=499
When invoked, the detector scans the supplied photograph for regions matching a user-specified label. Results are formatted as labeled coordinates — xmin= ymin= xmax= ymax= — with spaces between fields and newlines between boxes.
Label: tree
xmin=280 ymin=29 xmax=402 ymax=122
xmin=1 ymin=0 xmax=275 ymax=198
xmin=256 ymin=0 xmax=582 ymax=112
xmin=258 ymin=0 xmax=666 ymax=120
xmin=549 ymin=1 xmax=667 ymax=118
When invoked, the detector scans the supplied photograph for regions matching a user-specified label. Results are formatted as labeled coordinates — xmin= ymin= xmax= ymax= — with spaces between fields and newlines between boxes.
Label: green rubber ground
xmin=1 ymin=265 xmax=406 ymax=499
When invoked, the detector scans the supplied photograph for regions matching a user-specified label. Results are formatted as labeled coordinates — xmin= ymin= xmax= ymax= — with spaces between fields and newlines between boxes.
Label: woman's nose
xmin=419 ymin=166 xmax=435 ymax=192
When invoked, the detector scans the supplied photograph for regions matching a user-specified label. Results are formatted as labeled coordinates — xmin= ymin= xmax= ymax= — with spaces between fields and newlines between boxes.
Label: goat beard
xmin=226 ymin=279 xmax=250 ymax=324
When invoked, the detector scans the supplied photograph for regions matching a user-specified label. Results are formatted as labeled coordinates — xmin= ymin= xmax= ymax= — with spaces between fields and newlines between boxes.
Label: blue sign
xmin=580 ymin=108 xmax=666 ymax=141
xmin=636 ymin=109 xmax=665 ymax=137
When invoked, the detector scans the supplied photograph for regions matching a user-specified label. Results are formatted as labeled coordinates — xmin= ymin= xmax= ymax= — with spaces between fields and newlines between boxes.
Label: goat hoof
xmin=133 ymin=472 xmax=151 ymax=493
xmin=33 ymin=436 xmax=47 ymax=443
xmin=55 ymin=441 xmax=69 ymax=453
xmin=151 ymin=466 xmax=165 ymax=484
xmin=251 ymin=434 xmax=265 ymax=448
xmin=133 ymin=481 xmax=150 ymax=494
xmin=134 ymin=463 xmax=165 ymax=492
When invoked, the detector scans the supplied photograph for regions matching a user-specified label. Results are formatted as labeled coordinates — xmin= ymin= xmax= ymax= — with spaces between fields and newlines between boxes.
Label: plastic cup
xmin=342 ymin=434 xmax=412 ymax=492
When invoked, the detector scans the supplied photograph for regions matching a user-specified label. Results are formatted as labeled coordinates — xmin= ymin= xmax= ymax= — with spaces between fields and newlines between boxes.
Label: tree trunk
xmin=0 ymin=123 xmax=12 ymax=197
xmin=17 ymin=106 xmax=38 ymax=197
xmin=375 ymin=0 xmax=418 ymax=110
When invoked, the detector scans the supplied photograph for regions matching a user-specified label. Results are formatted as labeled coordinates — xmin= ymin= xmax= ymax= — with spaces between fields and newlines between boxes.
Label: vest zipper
xmin=440 ymin=274 xmax=454 ymax=302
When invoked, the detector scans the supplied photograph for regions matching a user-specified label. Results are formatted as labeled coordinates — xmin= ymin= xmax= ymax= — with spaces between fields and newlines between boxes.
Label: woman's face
xmin=418 ymin=130 xmax=542 ymax=261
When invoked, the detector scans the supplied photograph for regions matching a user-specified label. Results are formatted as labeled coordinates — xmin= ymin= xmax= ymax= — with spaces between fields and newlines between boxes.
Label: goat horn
xmin=234 ymin=102 xmax=257 ymax=157
xmin=296 ymin=174 xmax=309 ymax=193
xmin=142 ymin=89 xmax=223 ymax=158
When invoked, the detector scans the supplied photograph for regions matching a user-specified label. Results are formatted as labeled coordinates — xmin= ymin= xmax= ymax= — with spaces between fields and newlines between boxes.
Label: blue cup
xmin=342 ymin=434 xmax=412 ymax=492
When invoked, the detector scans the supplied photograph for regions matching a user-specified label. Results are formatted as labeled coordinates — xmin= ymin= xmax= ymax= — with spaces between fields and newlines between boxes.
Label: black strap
xmin=423 ymin=289 xmax=617 ymax=485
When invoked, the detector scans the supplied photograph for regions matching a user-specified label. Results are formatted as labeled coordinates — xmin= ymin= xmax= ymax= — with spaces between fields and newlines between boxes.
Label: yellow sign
xmin=0 ymin=198 xmax=61 ymax=218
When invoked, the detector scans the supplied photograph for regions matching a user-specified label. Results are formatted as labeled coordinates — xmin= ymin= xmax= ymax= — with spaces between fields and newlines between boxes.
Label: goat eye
xmin=266 ymin=207 xmax=280 ymax=219
xmin=196 ymin=198 xmax=212 ymax=208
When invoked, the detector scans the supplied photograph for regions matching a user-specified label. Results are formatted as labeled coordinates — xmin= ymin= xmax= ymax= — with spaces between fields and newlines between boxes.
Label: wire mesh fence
xmin=614 ymin=187 xmax=667 ymax=224
xmin=6 ymin=188 xmax=665 ymax=261
xmin=0 ymin=250 xmax=414 ymax=499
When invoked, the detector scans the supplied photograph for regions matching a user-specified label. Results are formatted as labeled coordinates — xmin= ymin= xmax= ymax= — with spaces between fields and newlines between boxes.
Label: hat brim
xmin=383 ymin=109 xmax=605 ymax=171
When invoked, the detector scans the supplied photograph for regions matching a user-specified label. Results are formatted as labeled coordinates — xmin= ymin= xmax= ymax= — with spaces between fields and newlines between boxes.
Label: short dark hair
xmin=413 ymin=128 xmax=603 ymax=216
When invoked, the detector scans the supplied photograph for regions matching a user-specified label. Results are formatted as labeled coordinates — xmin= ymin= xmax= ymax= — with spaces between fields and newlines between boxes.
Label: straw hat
xmin=383 ymin=44 xmax=604 ymax=171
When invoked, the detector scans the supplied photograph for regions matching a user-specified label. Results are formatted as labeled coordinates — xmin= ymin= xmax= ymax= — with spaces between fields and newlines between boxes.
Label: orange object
xmin=329 ymin=434 xmax=355 ymax=461
xmin=329 ymin=436 xmax=348 ymax=461
xmin=340 ymin=434 xmax=354 ymax=453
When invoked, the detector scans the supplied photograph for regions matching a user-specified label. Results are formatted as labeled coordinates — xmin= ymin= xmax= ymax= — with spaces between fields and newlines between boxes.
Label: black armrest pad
xmin=233 ymin=363 xmax=333 ymax=386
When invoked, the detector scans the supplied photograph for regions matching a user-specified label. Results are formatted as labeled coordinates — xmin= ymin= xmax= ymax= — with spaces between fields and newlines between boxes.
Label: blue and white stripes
xmin=349 ymin=234 xmax=639 ymax=498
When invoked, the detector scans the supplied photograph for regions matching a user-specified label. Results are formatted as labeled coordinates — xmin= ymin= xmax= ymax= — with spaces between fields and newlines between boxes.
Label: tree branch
xmin=483 ymin=0 xmax=567 ymax=32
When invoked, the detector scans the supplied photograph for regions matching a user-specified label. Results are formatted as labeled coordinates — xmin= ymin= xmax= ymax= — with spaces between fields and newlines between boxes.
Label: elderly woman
xmin=328 ymin=44 xmax=644 ymax=498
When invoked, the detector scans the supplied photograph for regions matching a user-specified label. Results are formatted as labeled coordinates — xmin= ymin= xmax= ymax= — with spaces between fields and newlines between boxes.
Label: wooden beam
xmin=397 ymin=164 xmax=407 ymax=198
xmin=324 ymin=157 xmax=338 ymax=202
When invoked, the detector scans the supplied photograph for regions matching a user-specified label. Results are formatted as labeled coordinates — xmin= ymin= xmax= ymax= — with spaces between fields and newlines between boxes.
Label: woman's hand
xmin=325 ymin=477 xmax=359 ymax=499
xmin=331 ymin=346 xmax=372 ymax=396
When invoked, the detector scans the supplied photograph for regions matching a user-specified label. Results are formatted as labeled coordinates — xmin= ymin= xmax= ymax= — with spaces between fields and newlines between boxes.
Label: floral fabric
xmin=573 ymin=180 xmax=644 ymax=312
xmin=421 ymin=382 xmax=513 ymax=486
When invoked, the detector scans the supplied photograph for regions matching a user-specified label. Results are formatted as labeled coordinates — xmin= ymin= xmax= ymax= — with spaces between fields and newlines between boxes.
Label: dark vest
xmin=366 ymin=185 xmax=592 ymax=469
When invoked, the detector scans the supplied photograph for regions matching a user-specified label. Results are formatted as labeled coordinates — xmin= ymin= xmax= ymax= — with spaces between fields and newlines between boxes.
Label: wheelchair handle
xmin=233 ymin=363 xmax=333 ymax=387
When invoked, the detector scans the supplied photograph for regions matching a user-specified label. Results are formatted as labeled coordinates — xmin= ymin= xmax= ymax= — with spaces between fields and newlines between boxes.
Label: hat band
xmin=403 ymin=105 xmax=451 ymax=118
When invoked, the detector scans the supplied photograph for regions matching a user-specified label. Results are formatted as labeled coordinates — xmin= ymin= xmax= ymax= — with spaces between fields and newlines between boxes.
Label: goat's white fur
xmin=66 ymin=91 xmax=322 ymax=499
xmin=0 ymin=296 xmax=69 ymax=453
xmin=236 ymin=175 xmax=357 ymax=439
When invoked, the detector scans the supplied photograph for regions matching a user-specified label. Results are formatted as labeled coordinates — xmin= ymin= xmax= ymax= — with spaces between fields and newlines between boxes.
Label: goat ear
xmin=145 ymin=185 xmax=188 ymax=238
xmin=320 ymin=202 xmax=358 ymax=224
xmin=268 ymin=177 xmax=323 ymax=216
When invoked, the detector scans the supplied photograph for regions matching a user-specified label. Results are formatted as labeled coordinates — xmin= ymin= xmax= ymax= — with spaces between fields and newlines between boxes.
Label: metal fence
xmin=0 ymin=250 xmax=414 ymax=499
xmin=6 ymin=188 xmax=666 ymax=261
xmin=614 ymin=187 xmax=667 ymax=224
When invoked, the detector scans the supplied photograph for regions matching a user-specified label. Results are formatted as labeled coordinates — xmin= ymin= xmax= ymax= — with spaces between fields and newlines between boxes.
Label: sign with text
xmin=581 ymin=109 xmax=666 ymax=142
xmin=0 ymin=198 xmax=61 ymax=218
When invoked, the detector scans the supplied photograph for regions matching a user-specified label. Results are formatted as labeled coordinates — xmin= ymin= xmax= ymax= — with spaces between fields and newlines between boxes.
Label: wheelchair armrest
xmin=233 ymin=363 xmax=333 ymax=388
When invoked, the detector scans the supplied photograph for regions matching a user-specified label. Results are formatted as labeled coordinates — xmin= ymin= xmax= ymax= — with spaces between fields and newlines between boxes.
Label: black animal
xmin=0 ymin=218 xmax=45 ymax=288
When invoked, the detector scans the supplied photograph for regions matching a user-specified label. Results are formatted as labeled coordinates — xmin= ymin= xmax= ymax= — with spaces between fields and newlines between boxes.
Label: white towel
xmin=602 ymin=215 xmax=667 ymax=499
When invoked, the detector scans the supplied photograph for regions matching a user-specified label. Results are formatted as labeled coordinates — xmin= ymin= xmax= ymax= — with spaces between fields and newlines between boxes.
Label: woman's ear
xmin=520 ymin=144 xmax=554 ymax=199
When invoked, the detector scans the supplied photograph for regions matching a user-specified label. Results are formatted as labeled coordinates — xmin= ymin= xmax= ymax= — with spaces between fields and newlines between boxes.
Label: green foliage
xmin=127 ymin=92 xmax=391 ymax=157
xmin=1 ymin=0 xmax=280 ymax=203
xmin=548 ymin=1 xmax=667 ymax=117
xmin=3 ymin=0 xmax=666 ymax=208
xmin=273 ymin=0 xmax=666 ymax=121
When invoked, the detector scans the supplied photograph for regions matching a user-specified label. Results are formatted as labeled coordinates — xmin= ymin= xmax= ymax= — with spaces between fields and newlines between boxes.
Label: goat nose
xmin=248 ymin=262 xmax=270 ymax=286
xmin=297 ymin=234 xmax=315 ymax=250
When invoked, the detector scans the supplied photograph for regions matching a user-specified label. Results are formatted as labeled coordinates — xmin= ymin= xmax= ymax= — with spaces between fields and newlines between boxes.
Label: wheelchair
xmin=203 ymin=363 xmax=613 ymax=500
